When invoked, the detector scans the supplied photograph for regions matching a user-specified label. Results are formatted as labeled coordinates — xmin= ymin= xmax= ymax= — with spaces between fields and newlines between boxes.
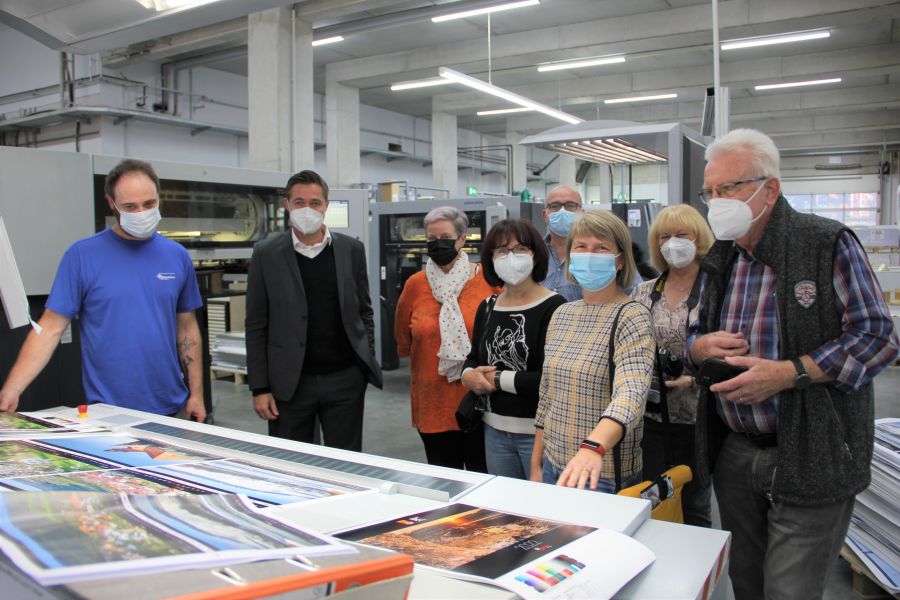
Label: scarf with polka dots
xmin=425 ymin=251 xmax=471 ymax=383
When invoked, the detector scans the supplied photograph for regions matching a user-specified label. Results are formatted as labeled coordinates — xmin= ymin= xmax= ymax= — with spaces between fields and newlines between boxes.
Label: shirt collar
xmin=291 ymin=227 xmax=332 ymax=252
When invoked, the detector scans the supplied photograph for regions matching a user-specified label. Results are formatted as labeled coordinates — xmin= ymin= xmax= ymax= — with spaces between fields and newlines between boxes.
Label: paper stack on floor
xmin=210 ymin=331 xmax=247 ymax=373
xmin=845 ymin=417 xmax=900 ymax=594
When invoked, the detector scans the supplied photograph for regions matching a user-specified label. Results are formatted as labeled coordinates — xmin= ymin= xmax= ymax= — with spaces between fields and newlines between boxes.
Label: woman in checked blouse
xmin=531 ymin=210 xmax=655 ymax=493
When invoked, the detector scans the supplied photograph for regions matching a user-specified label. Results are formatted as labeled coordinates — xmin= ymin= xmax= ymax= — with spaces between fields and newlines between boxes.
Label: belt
xmin=734 ymin=430 xmax=778 ymax=448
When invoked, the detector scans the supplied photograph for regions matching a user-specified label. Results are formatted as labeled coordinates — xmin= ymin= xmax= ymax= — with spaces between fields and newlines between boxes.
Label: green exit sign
xmin=466 ymin=186 xmax=478 ymax=196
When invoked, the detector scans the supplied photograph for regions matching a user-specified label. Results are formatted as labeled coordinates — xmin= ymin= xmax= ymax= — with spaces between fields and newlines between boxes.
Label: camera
xmin=646 ymin=348 xmax=685 ymax=412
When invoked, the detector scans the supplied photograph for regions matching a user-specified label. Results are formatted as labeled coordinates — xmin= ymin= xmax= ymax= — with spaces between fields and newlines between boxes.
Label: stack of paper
xmin=0 ymin=412 xmax=107 ymax=438
xmin=210 ymin=331 xmax=247 ymax=373
xmin=845 ymin=418 xmax=900 ymax=594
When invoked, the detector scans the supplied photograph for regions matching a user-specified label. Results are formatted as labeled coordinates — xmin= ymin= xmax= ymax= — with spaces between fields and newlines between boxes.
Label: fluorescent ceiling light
xmin=537 ymin=56 xmax=625 ymax=72
xmin=439 ymin=67 xmax=583 ymax=124
xmin=312 ymin=36 xmax=344 ymax=47
xmin=391 ymin=77 xmax=455 ymax=91
xmin=754 ymin=78 xmax=841 ymax=90
xmin=135 ymin=0 xmax=224 ymax=10
xmin=432 ymin=0 xmax=540 ymax=23
xmin=604 ymin=93 xmax=677 ymax=104
xmin=722 ymin=30 xmax=830 ymax=51
xmin=476 ymin=107 xmax=535 ymax=116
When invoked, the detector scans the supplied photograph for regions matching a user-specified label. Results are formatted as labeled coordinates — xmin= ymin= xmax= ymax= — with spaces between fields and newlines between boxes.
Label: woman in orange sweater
xmin=394 ymin=206 xmax=496 ymax=471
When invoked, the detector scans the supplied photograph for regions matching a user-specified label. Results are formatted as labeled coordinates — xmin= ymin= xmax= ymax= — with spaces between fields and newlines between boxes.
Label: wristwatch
xmin=791 ymin=358 xmax=812 ymax=390
xmin=493 ymin=370 xmax=502 ymax=392
xmin=578 ymin=439 xmax=606 ymax=457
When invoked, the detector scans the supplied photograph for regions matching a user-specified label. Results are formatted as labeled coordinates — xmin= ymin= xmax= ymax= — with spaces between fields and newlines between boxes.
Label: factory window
xmin=785 ymin=192 xmax=879 ymax=227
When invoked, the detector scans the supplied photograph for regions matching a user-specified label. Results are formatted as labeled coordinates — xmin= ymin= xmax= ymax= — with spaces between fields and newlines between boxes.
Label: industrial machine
xmin=369 ymin=197 xmax=545 ymax=370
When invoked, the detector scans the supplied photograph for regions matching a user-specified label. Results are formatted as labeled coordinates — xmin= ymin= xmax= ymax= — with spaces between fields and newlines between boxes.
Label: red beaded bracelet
xmin=579 ymin=439 xmax=606 ymax=457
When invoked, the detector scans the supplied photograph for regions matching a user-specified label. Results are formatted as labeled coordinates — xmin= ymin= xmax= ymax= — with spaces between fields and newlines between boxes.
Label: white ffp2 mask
xmin=660 ymin=237 xmax=697 ymax=269
xmin=493 ymin=252 xmax=534 ymax=286
xmin=290 ymin=207 xmax=325 ymax=235
xmin=707 ymin=182 xmax=767 ymax=240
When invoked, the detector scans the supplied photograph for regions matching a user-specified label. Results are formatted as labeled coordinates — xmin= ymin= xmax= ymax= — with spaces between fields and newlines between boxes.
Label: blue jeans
xmin=484 ymin=422 xmax=534 ymax=479
xmin=541 ymin=454 xmax=642 ymax=493
xmin=713 ymin=432 xmax=855 ymax=600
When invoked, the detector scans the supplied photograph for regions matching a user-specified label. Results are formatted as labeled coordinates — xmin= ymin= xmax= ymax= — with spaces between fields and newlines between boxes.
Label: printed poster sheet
xmin=0 ymin=434 xmax=371 ymax=506
xmin=336 ymin=503 xmax=655 ymax=600
xmin=0 ymin=412 xmax=107 ymax=438
xmin=0 ymin=491 xmax=353 ymax=585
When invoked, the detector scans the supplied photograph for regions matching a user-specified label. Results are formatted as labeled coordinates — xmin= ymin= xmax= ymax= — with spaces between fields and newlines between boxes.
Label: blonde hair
xmin=565 ymin=211 xmax=637 ymax=290
xmin=647 ymin=205 xmax=715 ymax=272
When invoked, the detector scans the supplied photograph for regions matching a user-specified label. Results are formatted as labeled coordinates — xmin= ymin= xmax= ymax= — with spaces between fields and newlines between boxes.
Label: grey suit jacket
xmin=245 ymin=230 xmax=383 ymax=401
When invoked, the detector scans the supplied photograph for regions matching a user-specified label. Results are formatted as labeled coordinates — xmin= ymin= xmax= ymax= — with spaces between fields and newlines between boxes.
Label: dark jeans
xmin=641 ymin=416 xmax=712 ymax=527
xmin=269 ymin=364 xmax=367 ymax=451
xmin=713 ymin=432 xmax=855 ymax=600
xmin=418 ymin=427 xmax=487 ymax=473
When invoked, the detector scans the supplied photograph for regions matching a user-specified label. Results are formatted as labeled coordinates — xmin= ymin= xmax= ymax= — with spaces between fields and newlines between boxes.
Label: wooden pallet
xmin=211 ymin=368 xmax=246 ymax=385
xmin=840 ymin=545 xmax=895 ymax=599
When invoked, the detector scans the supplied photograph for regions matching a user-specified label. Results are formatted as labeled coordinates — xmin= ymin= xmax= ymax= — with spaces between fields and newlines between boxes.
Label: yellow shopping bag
xmin=618 ymin=465 xmax=693 ymax=524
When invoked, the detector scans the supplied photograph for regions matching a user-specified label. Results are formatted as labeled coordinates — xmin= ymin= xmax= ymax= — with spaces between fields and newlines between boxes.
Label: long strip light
xmin=754 ymin=78 xmax=841 ymax=90
xmin=312 ymin=36 xmax=344 ymax=47
xmin=722 ymin=30 xmax=830 ymax=51
xmin=604 ymin=93 xmax=677 ymax=104
xmin=477 ymin=107 xmax=535 ymax=116
xmin=537 ymin=56 xmax=626 ymax=72
xmin=135 ymin=0 xmax=224 ymax=11
xmin=391 ymin=77 xmax=455 ymax=91
xmin=432 ymin=0 xmax=539 ymax=23
xmin=439 ymin=67 xmax=583 ymax=124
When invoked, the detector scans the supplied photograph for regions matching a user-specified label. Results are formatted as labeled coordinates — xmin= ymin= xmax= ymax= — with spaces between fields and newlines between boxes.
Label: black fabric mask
xmin=426 ymin=238 xmax=460 ymax=266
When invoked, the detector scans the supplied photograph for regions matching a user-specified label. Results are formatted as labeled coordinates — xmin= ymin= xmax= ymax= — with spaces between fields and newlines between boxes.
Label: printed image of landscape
xmin=1 ymin=469 xmax=210 ymax=496
xmin=0 ymin=442 xmax=104 ymax=479
xmin=356 ymin=507 xmax=557 ymax=570
xmin=0 ymin=413 xmax=56 ymax=431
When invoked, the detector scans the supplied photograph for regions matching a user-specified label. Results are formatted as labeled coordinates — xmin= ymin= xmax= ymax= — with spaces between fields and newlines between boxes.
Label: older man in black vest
xmin=688 ymin=129 xmax=898 ymax=599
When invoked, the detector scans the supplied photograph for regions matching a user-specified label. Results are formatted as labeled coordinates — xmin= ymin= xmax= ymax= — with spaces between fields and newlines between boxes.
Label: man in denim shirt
xmin=539 ymin=185 xmax=583 ymax=301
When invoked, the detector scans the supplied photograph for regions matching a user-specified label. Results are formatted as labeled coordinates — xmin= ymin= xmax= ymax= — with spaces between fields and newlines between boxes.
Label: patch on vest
xmin=794 ymin=280 xmax=817 ymax=308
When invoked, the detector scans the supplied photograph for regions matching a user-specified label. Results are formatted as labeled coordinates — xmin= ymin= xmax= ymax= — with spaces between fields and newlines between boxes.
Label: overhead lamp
xmin=722 ymin=30 xmax=830 ymax=51
xmin=312 ymin=36 xmax=344 ymax=47
xmin=537 ymin=56 xmax=625 ymax=72
xmin=439 ymin=67 xmax=583 ymax=124
xmin=135 ymin=0 xmax=224 ymax=10
xmin=432 ymin=0 xmax=539 ymax=22
xmin=476 ymin=107 xmax=535 ymax=116
xmin=604 ymin=93 xmax=677 ymax=104
xmin=754 ymin=78 xmax=841 ymax=90
xmin=391 ymin=77 xmax=455 ymax=91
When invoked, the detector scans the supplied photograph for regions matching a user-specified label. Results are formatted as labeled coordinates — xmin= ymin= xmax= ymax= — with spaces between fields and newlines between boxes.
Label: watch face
xmin=795 ymin=374 xmax=812 ymax=390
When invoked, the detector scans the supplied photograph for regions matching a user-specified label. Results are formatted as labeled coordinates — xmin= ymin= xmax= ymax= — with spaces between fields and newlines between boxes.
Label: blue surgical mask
xmin=568 ymin=252 xmax=620 ymax=292
xmin=548 ymin=208 xmax=576 ymax=237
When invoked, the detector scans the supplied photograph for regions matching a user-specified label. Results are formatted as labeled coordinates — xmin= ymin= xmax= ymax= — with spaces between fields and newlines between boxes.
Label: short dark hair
xmin=104 ymin=159 xmax=160 ymax=200
xmin=284 ymin=170 xmax=329 ymax=202
xmin=481 ymin=218 xmax=549 ymax=287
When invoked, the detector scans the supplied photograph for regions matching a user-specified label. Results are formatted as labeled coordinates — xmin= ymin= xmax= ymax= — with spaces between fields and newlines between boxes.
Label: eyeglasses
xmin=493 ymin=245 xmax=533 ymax=258
xmin=697 ymin=176 xmax=768 ymax=204
xmin=546 ymin=201 xmax=581 ymax=212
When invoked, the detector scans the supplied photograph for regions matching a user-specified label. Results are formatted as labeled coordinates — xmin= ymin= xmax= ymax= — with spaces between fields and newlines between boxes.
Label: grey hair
xmin=705 ymin=128 xmax=781 ymax=179
xmin=423 ymin=206 xmax=468 ymax=236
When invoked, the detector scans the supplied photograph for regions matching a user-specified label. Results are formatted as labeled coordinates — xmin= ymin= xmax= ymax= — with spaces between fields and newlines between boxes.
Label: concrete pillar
xmin=247 ymin=9 xmax=315 ymax=173
xmin=558 ymin=154 xmax=576 ymax=186
xmin=247 ymin=8 xmax=291 ymax=171
xmin=507 ymin=129 xmax=527 ymax=193
xmin=293 ymin=17 xmax=315 ymax=171
xmin=325 ymin=68 xmax=360 ymax=187
xmin=431 ymin=98 xmax=458 ymax=196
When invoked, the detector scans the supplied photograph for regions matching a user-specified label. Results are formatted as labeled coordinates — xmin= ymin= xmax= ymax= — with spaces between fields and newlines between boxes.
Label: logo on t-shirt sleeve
xmin=156 ymin=272 xmax=176 ymax=281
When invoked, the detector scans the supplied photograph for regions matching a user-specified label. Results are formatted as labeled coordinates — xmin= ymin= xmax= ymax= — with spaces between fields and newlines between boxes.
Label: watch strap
xmin=579 ymin=439 xmax=606 ymax=457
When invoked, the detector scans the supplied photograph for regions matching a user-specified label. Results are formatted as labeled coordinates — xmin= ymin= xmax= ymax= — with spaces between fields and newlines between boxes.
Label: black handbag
xmin=454 ymin=295 xmax=497 ymax=433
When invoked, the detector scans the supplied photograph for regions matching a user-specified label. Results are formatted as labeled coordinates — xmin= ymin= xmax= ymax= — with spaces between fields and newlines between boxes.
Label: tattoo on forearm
xmin=179 ymin=337 xmax=198 ymax=369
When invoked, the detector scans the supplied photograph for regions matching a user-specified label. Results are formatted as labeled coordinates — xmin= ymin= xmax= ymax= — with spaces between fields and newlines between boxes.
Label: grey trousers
xmin=269 ymin=364 xmax=367 ymax=452
xmin=713 ymin=432 xmax=855 ymax=600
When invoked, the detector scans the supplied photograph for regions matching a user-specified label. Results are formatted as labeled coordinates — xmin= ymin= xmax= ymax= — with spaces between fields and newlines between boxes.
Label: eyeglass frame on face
xmin=546 ymin=201 xmax=581 ymax=212
xmin=425 ymin=233 xmax=462 ymax=242
xmin=697 ymin=176 xmax=768 ymax=205
xmin=492 ymin=244 xmax=533 ymax=258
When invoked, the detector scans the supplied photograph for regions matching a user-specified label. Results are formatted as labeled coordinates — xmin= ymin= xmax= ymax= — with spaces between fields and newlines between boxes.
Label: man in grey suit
xmin=246 ymin=170 xmax=382 ymax=451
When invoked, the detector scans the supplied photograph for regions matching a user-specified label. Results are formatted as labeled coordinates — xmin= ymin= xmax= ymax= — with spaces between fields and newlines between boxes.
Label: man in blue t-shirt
xmin=0 ymin=159 xmax=205 ymax=420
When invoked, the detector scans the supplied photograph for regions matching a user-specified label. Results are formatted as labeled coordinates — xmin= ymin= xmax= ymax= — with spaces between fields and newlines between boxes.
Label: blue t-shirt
xmin=46 ymin=229 xmax=203 ymax=414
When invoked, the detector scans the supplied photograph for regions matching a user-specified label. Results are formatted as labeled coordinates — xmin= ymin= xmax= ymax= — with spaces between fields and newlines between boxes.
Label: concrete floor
xmin=210 ymin=361 xmax=900 ymax=600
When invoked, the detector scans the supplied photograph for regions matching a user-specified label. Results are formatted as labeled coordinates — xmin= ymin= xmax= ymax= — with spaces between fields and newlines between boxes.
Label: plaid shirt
xmin=536 ymin=301 xmax=654 ymax=479
xmin=688 ymin=232 xmax=899 ymax=434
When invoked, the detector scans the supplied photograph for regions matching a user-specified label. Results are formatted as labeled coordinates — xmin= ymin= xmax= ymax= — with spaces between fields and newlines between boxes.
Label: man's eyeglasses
xmin=697 ymin=176 xmax=767 ymax=204
xmin=546 ymin=201 xmax=580 ymax=212
xmin=493 ymin=245 xmax=532 ymax=258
